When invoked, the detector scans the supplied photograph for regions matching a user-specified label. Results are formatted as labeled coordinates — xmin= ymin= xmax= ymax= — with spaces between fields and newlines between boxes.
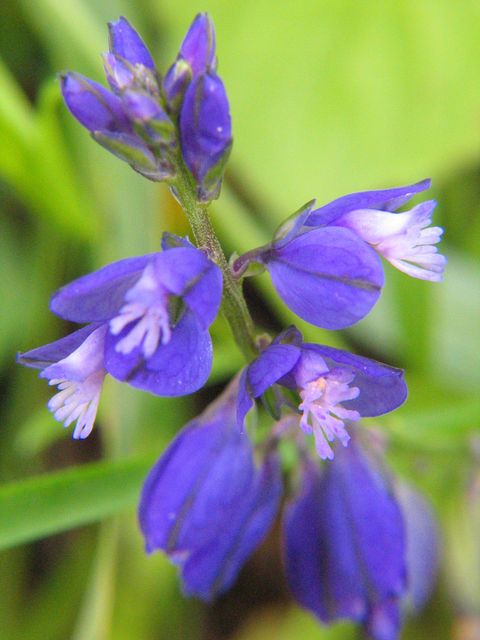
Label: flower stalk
xmin=172 ymin=161 xmax=258 ymax=360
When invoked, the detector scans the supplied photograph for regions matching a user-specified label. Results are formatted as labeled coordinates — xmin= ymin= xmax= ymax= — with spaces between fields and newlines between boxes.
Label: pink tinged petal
xmin=300 ymin=344 xmax=407 ymax=418
xmin=41 ymin=325 xmax=107 ymax=382
xmin=298 ymin=369 xmax=360 ymax=460
xmin=336 ymin=201 xmax=446 ymax=282
xmin=265 ymin=226 xmax=384 ymax=330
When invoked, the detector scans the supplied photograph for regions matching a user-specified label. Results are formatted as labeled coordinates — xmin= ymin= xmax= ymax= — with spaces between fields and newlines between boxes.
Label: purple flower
xmin=62 ymin=13 xmax=231 ymax=201
xmin=238 ymin=327 xmax=407 ymax=460
xmin=61 ymin=16 xmax=175 ymax=181
xmin=18 ymin=236 xmax=222 ymax=437
xmin=107 ymin=16 xmax=155 ymax=70
xmin=139 ymin=380 xmax=282 ymax=600
xmin=306 ymin=179 xmax=446 ymax=282
xmin=180 ymin=71 xmax=232 ymax=201
xmin=164 ymin=14 xmax=232 ymax=201
xmin=233 ymin=201 xmax=384 ymax=330
xmin=284 ymin=439 xmax=406 ymax=640
xmin=163 ymin=13 xmax=217 ymax=109
xmin=18 ymin=325 xmax=107 ymax=439
xmin=283 ymin=434 xmax=439 ymax=640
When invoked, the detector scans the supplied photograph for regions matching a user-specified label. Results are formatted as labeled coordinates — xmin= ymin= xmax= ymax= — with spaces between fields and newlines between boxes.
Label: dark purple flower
xmin=163 ymin=13 xmax=216 ymax=108
xmin=161 ymin=14 xmax=231 ymax=201
xmin=306 ymin=179 xmax=446 ymax=282
xmin=60 ymin=72 xmax=132 ymax=134
xmin=180 ymin=72 xmax=232 ymax=202
xmin=283 ymin=433 xmax=439 ymax=639
xmin=284 ymin=439 xmax=406 ymax=640
xmin=233 ymin=201 xmax=384 ymax=330
xmin=108 ymin=16 xmax=155 ymax=69
xmin=139 ymin=381 xmax=282 ymax=600
xmin=62 ymin=13 xmax=232 ymax=199
xmin=61 ymin=17 xmax=177 ymax=181
xmin=18 ymin=237 xmax=222 ymax=436
xmin=238 ymin=327 xmax=407 ymax=459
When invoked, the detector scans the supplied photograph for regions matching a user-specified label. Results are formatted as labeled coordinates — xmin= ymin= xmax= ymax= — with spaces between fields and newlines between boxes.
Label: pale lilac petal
xmin=41 ymin=325 xmax=107 ymax=382
xmin=307 ymin=179 xmax=431 ymax=227
xmin=17 ymin=324 xmax=100 ymax=370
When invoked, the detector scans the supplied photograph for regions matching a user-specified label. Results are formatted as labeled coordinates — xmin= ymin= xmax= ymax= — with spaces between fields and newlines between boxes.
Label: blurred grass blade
xmin=19 ymin=0 xmax=104 ymax=76
xmin=0 ymin=57 xmax=33 ymax=138
xmin=31 ymin=77 xmax=99 ymax=238
xmin=0 ymin=59 xmax=98 ymax=238
xmin=0 ymin=455 xmax=155 ymax=551
xmin=72 ymin=520 xmax=119 ymax=640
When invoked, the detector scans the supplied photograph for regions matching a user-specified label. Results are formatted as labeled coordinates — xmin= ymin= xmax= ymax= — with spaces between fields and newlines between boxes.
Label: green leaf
xmin=0 ymin=63 xmax=98 ymax=238
xmin=157 ymin=1 xmax=480 ymax=225
xmin=0 ymin=455 xmax=156 ymax=551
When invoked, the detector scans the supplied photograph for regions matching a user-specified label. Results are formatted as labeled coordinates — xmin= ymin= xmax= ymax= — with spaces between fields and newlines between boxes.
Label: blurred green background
xmin=1 ymin=1 xmax=479 ymax=639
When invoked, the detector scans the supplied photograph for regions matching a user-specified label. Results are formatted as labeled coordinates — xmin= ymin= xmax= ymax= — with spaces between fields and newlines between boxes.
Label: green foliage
xmin=0 ymin=1 xmax=478 ymax=639
xmin=0 ymin=456 xmax=154 ymax=551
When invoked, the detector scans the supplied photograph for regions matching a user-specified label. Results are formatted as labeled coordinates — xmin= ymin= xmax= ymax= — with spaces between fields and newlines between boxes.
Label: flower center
xmin=47 ymin=369 xmax=106 ymax=440
xmin=298 ymin=368 xmax=360 ymax=459
xmin=376 ymin=212 xmax=445 ymax=282
xmin=109 ymin=262 xmax=172 ymax=358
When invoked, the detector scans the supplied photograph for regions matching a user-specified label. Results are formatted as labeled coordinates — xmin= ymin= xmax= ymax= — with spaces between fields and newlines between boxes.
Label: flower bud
xmin=179 ymin=72 xmax=232 ymax=202
xmin=108 ymin=16 xmax=155 ymax=69
xmin=60 ymin=72 xmax=130 ymax=134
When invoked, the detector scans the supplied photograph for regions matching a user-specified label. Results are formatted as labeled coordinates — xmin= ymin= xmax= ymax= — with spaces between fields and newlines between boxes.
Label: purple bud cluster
xmin=18 ymin=13 xmax=445 ymax=640
xmin=61 ymin=15 xmax=232 ymax=201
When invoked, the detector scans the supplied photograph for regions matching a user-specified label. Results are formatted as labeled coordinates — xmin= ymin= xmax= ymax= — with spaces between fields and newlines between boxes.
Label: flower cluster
xmin=61 ymin=14 xmax=231 ymax=201
xmin=18 ymin=13 xmax=446 ymax=640
xmin=19 ymin=234 xmax=222 ymax=438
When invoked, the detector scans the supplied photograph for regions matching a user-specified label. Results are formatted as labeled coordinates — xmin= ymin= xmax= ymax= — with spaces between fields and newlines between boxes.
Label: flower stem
xmin=172 ymin=164 xmax=258 ymax=360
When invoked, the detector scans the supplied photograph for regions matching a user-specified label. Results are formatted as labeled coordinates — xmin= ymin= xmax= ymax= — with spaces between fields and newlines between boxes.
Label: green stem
xmin=172 ymin=164 xmax=258 ymax=360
